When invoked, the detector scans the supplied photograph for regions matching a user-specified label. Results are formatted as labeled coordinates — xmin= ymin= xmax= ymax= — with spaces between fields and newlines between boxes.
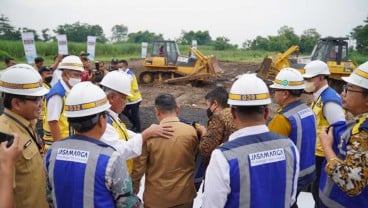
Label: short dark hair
xmin=288 ymin=89 xmax=304 ymax=97
xmin=3 ymin=93 xmax=25 ymax=109
xmin=155 ymin=93 xmax=177 ymax=112
xmin=4 ymin=57 xmax=14 ymax=64
xmin=232 ymin=105 xmax=267 ymax=117
xmin=205 ymin=86 xmax=229 ymax=107
xmin=68 ymin=112 xmax=106 ymax=133
xmin=34 ymin=57 xmax=44 ymax=63
xmin=119 ymin=59 xmax=128 ymax=66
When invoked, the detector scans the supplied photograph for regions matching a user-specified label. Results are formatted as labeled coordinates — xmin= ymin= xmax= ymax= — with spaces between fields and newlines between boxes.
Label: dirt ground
xmin=123 ymin=60 xmax=314 ymax=130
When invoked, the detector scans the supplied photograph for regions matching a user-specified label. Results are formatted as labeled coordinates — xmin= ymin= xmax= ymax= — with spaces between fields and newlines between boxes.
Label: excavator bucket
xmin=256 ymin=57 xmax=278 ymax=85
xmin=207 ymin=56 xmax=223 ymax=75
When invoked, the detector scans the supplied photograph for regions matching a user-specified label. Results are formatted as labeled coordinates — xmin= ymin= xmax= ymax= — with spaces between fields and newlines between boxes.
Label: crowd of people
xmin=0 ymin=53 xmax=367 ymax=208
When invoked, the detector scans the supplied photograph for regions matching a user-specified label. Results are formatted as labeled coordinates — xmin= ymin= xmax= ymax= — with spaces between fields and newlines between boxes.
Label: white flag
xmin=87 ymin=36 xmax=96 ymax=61
xmin=141 ymin=42 xmax=148 ymax=58
xmin=21 ymin=32 xmax=37 ymax=64
xmin=57 ymin=34 xmax=68 ymax=55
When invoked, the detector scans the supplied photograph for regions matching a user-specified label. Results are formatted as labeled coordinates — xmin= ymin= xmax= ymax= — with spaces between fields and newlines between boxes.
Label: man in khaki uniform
xmin=132 ymin=93 xmax=198 ymax=208
xmin=0 ymin=64 xmax=49 ymax=207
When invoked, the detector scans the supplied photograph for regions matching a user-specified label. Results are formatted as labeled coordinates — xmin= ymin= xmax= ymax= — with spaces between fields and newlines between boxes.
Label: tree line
xmin=1 ymin=14 xmax=367 ymax=54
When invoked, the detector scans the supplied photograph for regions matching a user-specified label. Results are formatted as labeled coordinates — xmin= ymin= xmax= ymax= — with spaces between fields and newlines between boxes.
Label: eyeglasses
xmin=23 ymin=96 xmax=44 ymax=103
xmin=342 ymin=85 xmax=366 ymax=94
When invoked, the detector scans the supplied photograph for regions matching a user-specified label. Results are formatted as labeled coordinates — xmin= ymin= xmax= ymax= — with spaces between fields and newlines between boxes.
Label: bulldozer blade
xmin=164 ymin=74 xmax=211 ymax=84
xmin=208 ymin=56 xmax=223 ymax=74
xmin=257 ymin=57 xmax=273 ymax=80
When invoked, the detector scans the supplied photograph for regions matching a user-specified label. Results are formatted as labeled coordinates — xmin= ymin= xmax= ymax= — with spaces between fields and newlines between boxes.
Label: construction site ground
xmin=124 ymin=59 xmax=315 ymax=130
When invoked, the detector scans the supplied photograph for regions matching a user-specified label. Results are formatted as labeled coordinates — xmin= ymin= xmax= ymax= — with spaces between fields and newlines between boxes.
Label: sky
xmin=1 ymin=0 xmax=367 ymax=46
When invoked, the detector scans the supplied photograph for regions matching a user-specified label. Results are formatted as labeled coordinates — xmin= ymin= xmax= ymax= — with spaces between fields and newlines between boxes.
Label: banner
xmin=57 ymin=34 xmax=68 ymax=55
xmin=87 ymin=36 xmax=96 ymax=61
xmin=191 ymin=40 xmax=197 ymax=58
xmin=141 ymin=42 xmax=148 ymax=58
xmin=21 ymin=32 xmax=37 ymax=64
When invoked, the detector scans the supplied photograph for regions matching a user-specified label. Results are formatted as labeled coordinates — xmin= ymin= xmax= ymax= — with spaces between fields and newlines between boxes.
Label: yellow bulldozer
xmin=140 ymin=40 xmax=223 ymax=84
xmin=257 ymin=37 xmax=357 ymax=92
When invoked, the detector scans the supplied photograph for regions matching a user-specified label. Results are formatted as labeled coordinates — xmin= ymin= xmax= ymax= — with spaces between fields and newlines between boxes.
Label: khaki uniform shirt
xmin=132 ymin=116 xmax=198 ymax=207
xmin=0 ymin=109 xmax=48 ymax=208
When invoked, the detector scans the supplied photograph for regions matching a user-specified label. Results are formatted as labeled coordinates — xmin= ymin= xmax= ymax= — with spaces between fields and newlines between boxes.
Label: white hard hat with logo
xmin=302 ymin=60 xmax=330 ymax=78
xmin=270 ymin=67 xmax=305 ymax=90
xmin=0 ymin=64 xmax=49 ymax=96
xmin=65 ymin=82 xmax=111 ymax=118
xmin=100 ymin=71 xmax=132 ymax=96
xmin=58 ymin=55 xmax=84 ymax=72
xmin=228 ymin=73 xmax=271 ymax=106
xmin=341 ymin=61 xmax=368 ymax=89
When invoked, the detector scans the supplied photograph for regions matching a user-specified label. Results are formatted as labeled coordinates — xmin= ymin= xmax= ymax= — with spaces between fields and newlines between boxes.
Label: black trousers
xmin=120 ymin=101 xmax=141 ymax=133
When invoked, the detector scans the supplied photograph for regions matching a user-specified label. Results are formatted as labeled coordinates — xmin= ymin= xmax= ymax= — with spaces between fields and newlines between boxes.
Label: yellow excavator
xmin=257 ymin=37 xmax=357 ymax=92
xmin=140 ymin=40 xmax=223 ymax=84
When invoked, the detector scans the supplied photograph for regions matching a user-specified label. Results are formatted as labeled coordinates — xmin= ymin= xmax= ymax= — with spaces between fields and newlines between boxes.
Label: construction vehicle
xmin=257 ymin=37 xmax=357 ymax=91
xmin=140 ymin=40 xmax=223 ymax=84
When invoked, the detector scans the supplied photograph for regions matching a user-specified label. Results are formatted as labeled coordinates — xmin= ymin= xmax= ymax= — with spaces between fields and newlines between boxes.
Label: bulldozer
xmin=140 ymin=40 xmax=223 ymax=84
xmin=257 ymin=37 xmax=357 ymax=92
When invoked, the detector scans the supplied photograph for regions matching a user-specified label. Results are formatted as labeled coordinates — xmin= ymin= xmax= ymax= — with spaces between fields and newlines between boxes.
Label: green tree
xmin=127 ymin=30 xmax=164 ymax=43
xmin=249 ymin=36 xmax=269 ymax=50
xmin=53 ymin=22 xmax=107 ymax=43
xmin=0 ymin=14 xmax=21 ymax=40
xmin=179 ymin=30 xmax=212 ymax=45
xmin=277 ymin=26 xmax=300 ymax=48
xmin=111 ymin=24 xmax=128 ymax=42
xmin=41 ymin=28 xmax=52 ymax=42
xmin=300 ymin=28 xmax=320 ymax=53
xmin=351 ymin=16 xmax=368 ymax=54
xmin=212 ymin=37 xmax=236 ymax=50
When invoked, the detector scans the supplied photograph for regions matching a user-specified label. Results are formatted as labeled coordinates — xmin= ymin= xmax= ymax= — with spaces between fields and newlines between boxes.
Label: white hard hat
xmin=341 ymin=61 xmax=368 ymax=89
xmin=100 ymin=71 xmax=132 ymax=96
xmin=228 ymin=73 xmax=271 ymax=106
xmin=58 ymin=55 xmax=84 ymax=72
xmin=65 ymin=82 xmax=111 ymax=118
xmin=0 ymin=64 xmax=49 ymax=96
xmin=270 ymin=67 xmax=305 ymax=90
xmin=302 ymin=60 xmax=330 ymax=78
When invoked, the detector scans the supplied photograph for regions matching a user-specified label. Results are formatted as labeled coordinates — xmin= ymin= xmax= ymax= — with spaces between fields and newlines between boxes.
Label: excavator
xmin=140 ymin=40 xmax=223 ymax=84
xmin=257 ymin=37 xmax=357 ymax=92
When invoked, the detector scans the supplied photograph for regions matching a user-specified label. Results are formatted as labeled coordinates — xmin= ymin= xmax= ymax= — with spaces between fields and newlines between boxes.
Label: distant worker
xmin=319 ymin=61 xmax=368 ymax=208
xmin=99 ymin=71 xmax=173 ymax=173
xmin=132 ymin=93 xmax=198 ymax=208
xmin=43 ymin=55 xmax=83 ymax=150
xmin=159 ymin=45 xmax=165 ymax=56
xmin=119 ymin=60 xmax=143 ymax=132
xmin=202 ymin=73 xmax=300 ymax=208
xmin=4 ymin=57 xmax=16 ymax=68
xmin=45 ymin=81 xmax=142 ymax=207
xmin=302 ymin=60 xmax=346 ymax=208
xmin=268 ymin=68 xmax=317 ymax=208
xmin=37 ymin=66 xmax=53 ymax=139
xmin=0 ymin=64 xmax=49 ymax=207
xmin=34 ymin=56 xmax=44 ymax=71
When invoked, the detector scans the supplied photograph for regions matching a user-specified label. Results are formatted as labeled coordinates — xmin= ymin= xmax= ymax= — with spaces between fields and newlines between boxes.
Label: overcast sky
xmin=1 ymin=0 xmax=367 ymax=45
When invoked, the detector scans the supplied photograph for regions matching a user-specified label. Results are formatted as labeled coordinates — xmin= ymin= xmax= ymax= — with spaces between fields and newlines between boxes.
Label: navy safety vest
xmin=319 ymin=117 xmax=368 ymax=208
xmin=219 ymin=131 xmax=299 ymax=208
xmin=280 ymin=100 xmax=316 ymax=190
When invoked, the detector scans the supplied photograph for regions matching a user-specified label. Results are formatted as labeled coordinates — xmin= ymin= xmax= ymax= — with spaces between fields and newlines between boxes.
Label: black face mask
xmin=44 ymin=76 xmax=52 ymax=84
xmin=206 ymin=106 xmax=213 ymax=118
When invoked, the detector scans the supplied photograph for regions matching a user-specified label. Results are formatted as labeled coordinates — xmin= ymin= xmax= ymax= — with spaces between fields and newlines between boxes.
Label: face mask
xmin=68 ymin=77 xmax=81 ymax=87
xmin=206 ymin=107 xmax=213 ymax=118
xmin=44 ymin=76 xmax=52 ymax=84
xmin=304 ymin=81 xmax=316 ymax=93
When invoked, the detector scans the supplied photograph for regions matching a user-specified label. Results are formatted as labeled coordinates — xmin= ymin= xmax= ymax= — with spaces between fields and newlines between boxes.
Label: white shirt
xmin=47 ymin=80 xmax=70 ymax=121
xmin=100 ymin=109 xmax=143 ymax=159
xmin=50 ymin=69 xmax=62 ymax=87
xmin=313 ymin=85 xmax=346 ymax=124
xmin=202 ymin=125 xmax=270 ymax=208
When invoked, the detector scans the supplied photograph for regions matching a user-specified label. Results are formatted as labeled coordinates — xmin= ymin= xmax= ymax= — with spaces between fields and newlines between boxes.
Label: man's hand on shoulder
xmin=141 ymin=124 xmax=174 ymax=142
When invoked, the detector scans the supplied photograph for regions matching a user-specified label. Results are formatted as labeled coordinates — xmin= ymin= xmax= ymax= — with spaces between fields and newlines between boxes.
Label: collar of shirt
xmin=4 ymin=108 xmax=36 ymax=128
xmin=107 ymin=109 xmax=119 ymax=119
xmin=160 ymin=116 xmax=180 ymax=124
xmin=60 ymin=79 xmax=71 ymax=92
xmin=313 ymin=84 xmax=328 ymax=100
xmin=229 ymin=124 xmax=269 ymax=141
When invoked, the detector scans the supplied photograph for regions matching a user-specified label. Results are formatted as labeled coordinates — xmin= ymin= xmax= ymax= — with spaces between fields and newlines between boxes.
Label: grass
xmin=0 ymin=40 xmax=367 ymax=69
